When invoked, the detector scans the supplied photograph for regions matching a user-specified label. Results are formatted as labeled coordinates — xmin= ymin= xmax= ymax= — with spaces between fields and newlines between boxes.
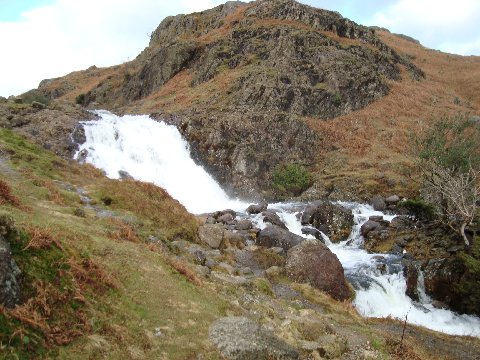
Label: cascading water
xmin=76 ymin=110 xmax=247 ymax=214
xmin=76 ymin=110 xmax=480 ymax=337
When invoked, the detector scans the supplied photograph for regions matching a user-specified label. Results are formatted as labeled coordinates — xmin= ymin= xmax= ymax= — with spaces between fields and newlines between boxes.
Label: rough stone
xmin=262 ymin=210 xmax=287 ymax=230
xmin=198 ymin=224 xmax=224 ymax=249
xmin=236 ymin=219 xmax=253 ymax=231
xmin=257 ymin=225 xmax=304 ymax=250
xmin=385 ymin=195 xmax=400 ymax=205
xmin=209 ymin=317 xmax=299 ymax=360
xmin=370 ymin=196 xmax=387 ymax=211
xmin=360 ymin=220 xmax=382 ymax=237
xmin=285 ymin=241 xmax=351 ymax=301
xmin=246 ymin=201 xmax=268 ymax=214
xmin=308 ymin=203 xmax=354 ymax=242
xmin=0 ymin=218 xmax=21 ymax=308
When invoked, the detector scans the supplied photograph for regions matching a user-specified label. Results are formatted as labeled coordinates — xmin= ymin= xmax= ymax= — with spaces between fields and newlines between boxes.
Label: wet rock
xmin=302 ymin=202 xmax=353 ymax=242
xmin=257 ymin=225 xmax=304 ymax=250
xmin=218 ymin=213 xmax=235 ymax=224
xmin=403 ymin=261 xmax=420 ymax=301
xmin=369 ymin=215 xmax=383 ymax=222
xmin=76 ymin=148 xmax=89 ymax=163
xmin=285 ymin=241 xmax=351 ymax=301
xmin=301 ymin=201 xmax=322 ymax=225
xmin=301 ymin=227 xmax=324 ymax=241
xmin=360 ymin=220 xmax=382 ymax=237
xmin=209 ymin=317 xmax=299 ymax=360
xmin=235 ymin=219 xmax=253 ymax=231
xmin=370 ymin=196 xmax=386 ymax=211
xmin=246 ymin=201 xmax=268 ymax=214
xmin=198 ymin=224 xmax=224 ymax=249
xmin=262 ymin=210 xmax=287 ymax=230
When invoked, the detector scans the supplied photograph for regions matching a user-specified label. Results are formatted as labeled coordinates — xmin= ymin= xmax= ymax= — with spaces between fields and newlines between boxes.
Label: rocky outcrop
xmin=209 ymin=317 xmax=299 ymax=359
xmin=30 ymin=0 xmax=424 ymax=198
xmin=285 ymin=241 xmax=351 ymax=301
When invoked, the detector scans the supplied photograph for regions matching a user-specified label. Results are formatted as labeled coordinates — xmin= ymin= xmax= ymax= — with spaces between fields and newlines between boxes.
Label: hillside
xmin=1 ymin=0 xmax=480 ymax=359
xmin=5 ymin=0 xmax=473 ymax=201
xmin=1 ymin=113 xmax=480 ymax=359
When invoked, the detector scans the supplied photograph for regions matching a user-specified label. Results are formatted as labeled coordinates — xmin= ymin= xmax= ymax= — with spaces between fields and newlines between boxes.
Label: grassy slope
xmin=1 ymin=128 xmax=480 ymax=359
xmin=0 ymin=129 xmax=225 ymax=359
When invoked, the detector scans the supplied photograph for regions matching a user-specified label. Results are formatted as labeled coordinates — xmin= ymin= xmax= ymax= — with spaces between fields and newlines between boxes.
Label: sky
xmin=0 ymin=0 xmax=479 ymax=97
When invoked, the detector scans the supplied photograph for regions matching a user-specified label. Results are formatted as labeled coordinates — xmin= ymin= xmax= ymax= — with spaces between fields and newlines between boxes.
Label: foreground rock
xmin=286 ymin=241 xmax=351 ymax=301
xmin=0 ymin=216 xmax=21 ymax=308
xmin=209 ymin=317 xmax=299 ymax=359
xmin=257 ymin=225 xmax=304 ymax=250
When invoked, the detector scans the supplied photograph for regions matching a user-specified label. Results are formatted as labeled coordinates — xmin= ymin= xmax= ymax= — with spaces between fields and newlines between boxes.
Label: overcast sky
xmin=1 ymin=0 xmax=479 ymax=97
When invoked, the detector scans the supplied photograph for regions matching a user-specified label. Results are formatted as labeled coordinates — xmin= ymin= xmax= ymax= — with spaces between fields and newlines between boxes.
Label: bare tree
xmin=421 ymin=161 xmax=479 ymax=246
xmin=413 ymin=115 xmax=480 ymax=248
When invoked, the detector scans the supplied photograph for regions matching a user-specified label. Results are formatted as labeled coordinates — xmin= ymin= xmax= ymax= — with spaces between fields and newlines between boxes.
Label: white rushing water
xmin=76 ymin=110 xmax=247 ymax=214
xmin=76 ymin=110 xmax=480 ymax=337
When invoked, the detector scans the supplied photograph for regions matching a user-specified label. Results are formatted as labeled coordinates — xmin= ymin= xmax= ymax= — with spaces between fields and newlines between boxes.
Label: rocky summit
xmin=1 ymin=0 xmax=480 ymax=359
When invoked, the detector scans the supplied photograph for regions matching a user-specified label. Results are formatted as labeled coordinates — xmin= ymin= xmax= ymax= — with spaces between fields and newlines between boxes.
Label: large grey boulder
xmin=198 ymin=224 xmax=224 ymax=249
xmin=257 ymin=225 xmax=304 ymax=250
xmin=209 ymin=317 xmax=299 ymax=359
xmin=285 ymin=242 xmax=351 ymax=301
xmin=246 ymin=201 xmax=268 ymax=214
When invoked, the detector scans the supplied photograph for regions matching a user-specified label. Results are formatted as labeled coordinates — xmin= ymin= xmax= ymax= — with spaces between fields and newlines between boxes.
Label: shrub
xmin=75 ymin=93 xmax=86 ymax=105
xmin=271 ymin=163 xmax=312 ymax=197
xmin=398 ymin=199 xmax=436 ymax=221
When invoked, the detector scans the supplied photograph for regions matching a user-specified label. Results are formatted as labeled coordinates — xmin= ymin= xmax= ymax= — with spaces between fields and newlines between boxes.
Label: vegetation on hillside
xmin=411 ymin=115 xmax=480 ymax=246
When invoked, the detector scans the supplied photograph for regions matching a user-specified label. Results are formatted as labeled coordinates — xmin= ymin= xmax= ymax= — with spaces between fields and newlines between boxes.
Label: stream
xmin=76 ymin=110 xmax=480 ymax=337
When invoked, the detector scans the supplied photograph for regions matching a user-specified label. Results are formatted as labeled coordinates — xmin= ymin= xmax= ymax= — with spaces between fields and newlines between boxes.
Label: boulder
xmin=385 ymin=195 xmax=400 ymax=205
xmin=0 ymin=96 xmax=7 ymax=103
xmin=285 ymin=242 xmax=351 ymax=301
xmin=262 ymin=210 xmax=287 ymax=230
xmin=370 ymin=196 xmax=386 ymax=211
xmin=235 ymin=219 xmax=253 ymax=231
xmin=209 ymin=317 xmax=299 ymax=360
xmin=360 ymin=220 xmax=382 ymax=237
xmin=300 ymin=201 xmax=322 ymax=225
xmin=301 ymin=227 xmax=324 ymax=241
xmin=257 ymin=225 xmax=304 ymax=250
xmin=246 ymin=201 xmax=268 ymax=214
xmin=218 ymin=213 xmax=235 ymax=224
xmin=309 ymin=203 xmax=354 ymax=242
xmin=198 ymin=224 xmax=224 ymax=249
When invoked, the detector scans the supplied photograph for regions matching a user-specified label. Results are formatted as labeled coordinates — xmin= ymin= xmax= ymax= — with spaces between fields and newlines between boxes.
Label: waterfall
xmin=75 ymin=110 xmax=247 ymax=214
xmin=75 ymin=110 xmax=480 ymax=338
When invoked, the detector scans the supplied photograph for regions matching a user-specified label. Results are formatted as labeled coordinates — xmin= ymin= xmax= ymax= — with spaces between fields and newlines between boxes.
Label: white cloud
xmin=0 ymin=0 xmax=225 ymax=96
xmin=368 ymin=0 xmax=480 ymax=55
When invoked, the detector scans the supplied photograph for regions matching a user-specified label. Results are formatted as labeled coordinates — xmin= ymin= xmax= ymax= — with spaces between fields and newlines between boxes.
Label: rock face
xmin=301 ymin=202 xmax=353 ymax=242
xmin=209 ymin=317 xmax=299 ymax=360
xmin=257 ymin=225 xmax=304 ymax=250
xmin=285 ymin=241 xmax=351 ymax=301
xmin=31 ymin=0 xmax=423 ymax=198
